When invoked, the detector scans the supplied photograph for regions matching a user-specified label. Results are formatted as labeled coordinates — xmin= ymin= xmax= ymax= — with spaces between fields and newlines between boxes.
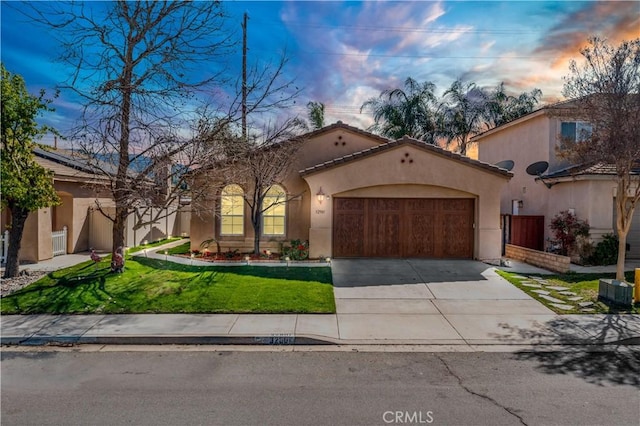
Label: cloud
xmin=534 ymin=1 xmax=640 ymax=69
xmin=279 ymin=0 xmax=472 ymax=123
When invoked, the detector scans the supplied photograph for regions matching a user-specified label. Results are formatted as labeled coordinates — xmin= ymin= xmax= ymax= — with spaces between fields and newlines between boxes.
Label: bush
xmin=282 ymin=239 xmax=309 ymax=260
xmin=589 ymin=234 xmax=618 ymax=265
xmin=549 ymin=210 xmax=590 ymax=256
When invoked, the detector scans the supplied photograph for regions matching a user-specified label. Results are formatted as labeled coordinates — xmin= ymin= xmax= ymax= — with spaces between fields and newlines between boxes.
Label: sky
xmin=1 ymin=0 xmax=639 ymax=144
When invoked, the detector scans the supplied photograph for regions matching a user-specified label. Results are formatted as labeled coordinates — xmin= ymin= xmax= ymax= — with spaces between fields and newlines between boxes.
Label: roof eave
xmin=300 ymin=137 xmax=513 ymax=179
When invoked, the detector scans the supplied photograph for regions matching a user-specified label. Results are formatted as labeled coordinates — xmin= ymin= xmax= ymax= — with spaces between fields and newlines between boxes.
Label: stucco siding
xmin=478 ymin=114 xmax=551 ymax=217
xmin=192 ymin=126 xmax=509 ymax=259
xmin=477 ymin=108 xmax=634 ymax=258
xmin=190 ymin=126 xmax=384 ymax=254
xmin=20 ymin=209 xmax=53 ymax=262
xmin=303 ymin=144 xmax=508 ymax=260
xmin=291 ymin=128 xmax=385 ymax=172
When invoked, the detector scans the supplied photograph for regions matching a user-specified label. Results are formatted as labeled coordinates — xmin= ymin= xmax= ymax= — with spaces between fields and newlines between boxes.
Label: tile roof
xmin=299 ymin=135 xmax=513 ymax=178
xmin=544 ymin=162 xmax=640 ymax=179
xmin=34 ymin=148 xmax=141 ymax=179
xmin=301 ymin=120 xmax=391 ymax=144
xmin=34 ymin=148 xmax=103 ymax=175
xmin=33 ymin=156 xmax=99 ymax=181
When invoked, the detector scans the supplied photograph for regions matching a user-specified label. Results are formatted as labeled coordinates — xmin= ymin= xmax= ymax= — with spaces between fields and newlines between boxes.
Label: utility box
xmin=598 ymin=279 xmax=635 ymax=307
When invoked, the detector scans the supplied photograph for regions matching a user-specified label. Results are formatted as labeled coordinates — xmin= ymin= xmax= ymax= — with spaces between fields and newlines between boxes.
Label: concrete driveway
xmin=331 ymin=258 xmax=562 ymax=343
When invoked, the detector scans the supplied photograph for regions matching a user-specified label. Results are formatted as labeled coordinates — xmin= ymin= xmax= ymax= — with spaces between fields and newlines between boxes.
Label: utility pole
xmin=242 ymin=12 xmax=248 ymax=142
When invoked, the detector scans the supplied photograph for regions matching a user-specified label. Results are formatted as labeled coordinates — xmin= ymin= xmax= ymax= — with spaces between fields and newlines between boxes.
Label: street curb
xmin=1 ymin=335 xmax=336 ymax=347
xmin=2 ymin=335 xmax=638 ymax=347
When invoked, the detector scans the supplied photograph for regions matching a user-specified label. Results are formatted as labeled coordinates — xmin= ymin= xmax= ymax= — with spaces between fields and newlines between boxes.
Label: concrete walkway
xmin=1 ymin=242 xmax=639 ymax=348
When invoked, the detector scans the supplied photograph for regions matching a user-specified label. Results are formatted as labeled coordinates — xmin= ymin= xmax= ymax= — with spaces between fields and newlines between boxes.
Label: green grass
xmin=128 ymin=237 xmax=181 ymax=254
xmin=163 ymin=242 xmax=191 ymax=255
xmin=498 ymin=270 xmax=639 ymax=314
xmin=0 ymin=257 xmax=335 ymax=314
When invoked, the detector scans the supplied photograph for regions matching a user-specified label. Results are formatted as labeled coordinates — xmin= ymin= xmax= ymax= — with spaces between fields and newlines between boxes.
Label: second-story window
xmin=561 ymin=121 xmax=592 ymax=142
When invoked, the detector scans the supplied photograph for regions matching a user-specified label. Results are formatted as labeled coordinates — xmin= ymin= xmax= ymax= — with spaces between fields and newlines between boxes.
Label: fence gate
xmin=52 ymin=226 xmax=68 ymax=256
xmin=510 ymin=216 xmax=545 ymax=251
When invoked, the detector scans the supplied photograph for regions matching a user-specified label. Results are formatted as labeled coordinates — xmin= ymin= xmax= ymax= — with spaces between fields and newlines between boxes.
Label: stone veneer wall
xmin=505 ymin=244 xmax=570 ymax=274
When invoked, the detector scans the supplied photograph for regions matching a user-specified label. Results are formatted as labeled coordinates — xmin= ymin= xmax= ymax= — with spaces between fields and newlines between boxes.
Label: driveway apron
xmin=331 ymin=259 xmax=558 ymax=343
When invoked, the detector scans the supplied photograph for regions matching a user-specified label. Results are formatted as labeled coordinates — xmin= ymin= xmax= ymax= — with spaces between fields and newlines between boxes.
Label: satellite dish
xmin=495 ymin=160 xmax=515 ymax=171
xmin=526 ymin=161 xmax=549 ymax=176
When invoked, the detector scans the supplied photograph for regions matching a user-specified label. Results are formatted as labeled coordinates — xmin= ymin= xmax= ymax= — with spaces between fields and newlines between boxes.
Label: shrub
xmin=589 ymin=234 xmax=618 ymax=265
xmin=282 ymin=239 xmax=309 ymax=260
xmin=200 ymin=238 xmax=221 ymax=254
xmin=549 ymin=210 xmax=590 ymax=256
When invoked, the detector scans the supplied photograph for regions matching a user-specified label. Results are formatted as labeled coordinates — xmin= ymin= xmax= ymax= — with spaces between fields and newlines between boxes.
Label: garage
xmin=333 ymin=197 xmax=474 ymax=258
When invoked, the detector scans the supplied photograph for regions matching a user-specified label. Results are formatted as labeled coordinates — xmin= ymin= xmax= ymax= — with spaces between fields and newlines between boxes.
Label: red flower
xmin=298 ymin=245 xmax=305 ymax=250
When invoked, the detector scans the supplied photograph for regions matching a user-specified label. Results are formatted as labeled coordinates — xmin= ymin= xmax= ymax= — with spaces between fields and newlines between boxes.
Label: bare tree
xmin=24 ymin=1 xmax=299 ymax=265
xmin=557 ymin=36 xmax=640 ymax=280
xmin=236 ymin=117 xmax=308 ymax=255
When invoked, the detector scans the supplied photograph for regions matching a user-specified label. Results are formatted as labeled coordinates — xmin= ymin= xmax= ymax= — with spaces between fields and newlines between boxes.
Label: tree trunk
xmin=253 ymin=217 xmax=261 ymax=255
xmin=614 ymin=179 xmax=634 ymax=281
xmin=616 ymin=232 xmax=627 ymax=281
xmin=3 ymin=206 xmax=29 ymax=279
xmin=111 ymin=204 xmax=127 ymax=268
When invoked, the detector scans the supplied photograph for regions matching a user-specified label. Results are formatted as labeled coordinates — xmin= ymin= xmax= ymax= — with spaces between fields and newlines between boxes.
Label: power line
xmin=297 ymin=51 xmax=538 ymax=59
xmin=251 ymin=18 xmax=538 ymax=35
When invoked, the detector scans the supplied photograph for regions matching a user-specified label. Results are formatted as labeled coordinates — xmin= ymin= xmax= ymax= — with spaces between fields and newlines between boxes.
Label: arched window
xmin=262 ymin=185 xmax=286 ymax=236
xmin=220 ymin=184 xmax=244 ymax=235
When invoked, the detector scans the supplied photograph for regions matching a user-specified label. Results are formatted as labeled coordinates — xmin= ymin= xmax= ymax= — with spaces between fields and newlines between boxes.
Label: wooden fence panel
xmin=511 ymin=215 xmax=545 ymax=251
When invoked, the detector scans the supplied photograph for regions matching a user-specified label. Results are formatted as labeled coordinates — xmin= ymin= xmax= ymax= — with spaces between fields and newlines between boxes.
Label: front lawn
xmin=498 ymin=270 xmax=639 ymax=314
xmin=0 ymin=257 xmax=335 ymax=314
xmin=128 ymin=237 xmax=181 ymax=254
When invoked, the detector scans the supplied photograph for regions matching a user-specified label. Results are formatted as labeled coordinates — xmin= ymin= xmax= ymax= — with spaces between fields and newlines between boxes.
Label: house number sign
xmin=315 ymin=209 xmax=326 ymax=214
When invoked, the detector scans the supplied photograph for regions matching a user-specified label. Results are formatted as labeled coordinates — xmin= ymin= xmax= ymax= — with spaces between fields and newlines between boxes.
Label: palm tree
xmin=361 ymin=77 xmax=439 ymax=143
xmin=439 ymin=79 xmax=489 ymax=156
xmin=306 ymin=101 xmax=325 ymax=130
xmin=484 ymin=83 xmax=542 ymax=129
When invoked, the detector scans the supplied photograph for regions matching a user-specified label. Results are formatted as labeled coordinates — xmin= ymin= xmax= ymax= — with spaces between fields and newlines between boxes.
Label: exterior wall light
xmin=317 ymin=187 xmax=326 ymax=203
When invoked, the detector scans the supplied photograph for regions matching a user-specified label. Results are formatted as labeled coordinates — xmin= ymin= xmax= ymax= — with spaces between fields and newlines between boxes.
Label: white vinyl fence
xmin=52 ymin=226 xmax=68 ymax=256
xmin=0 ymin=230 xmax=8 ymax=264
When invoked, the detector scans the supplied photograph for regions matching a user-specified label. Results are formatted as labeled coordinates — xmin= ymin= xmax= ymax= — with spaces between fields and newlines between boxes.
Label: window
xmin=262 ymin=185 xmax=286 ymax=236
xmin=561 ymin=121 xmax=592 ymax=142
xmin=220 ymin=184 xmax=244 ymax=235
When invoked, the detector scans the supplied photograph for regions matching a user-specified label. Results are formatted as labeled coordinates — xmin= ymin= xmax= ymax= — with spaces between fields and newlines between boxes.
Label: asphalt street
xmin=2 ymin=347 xmax=639 ymax=426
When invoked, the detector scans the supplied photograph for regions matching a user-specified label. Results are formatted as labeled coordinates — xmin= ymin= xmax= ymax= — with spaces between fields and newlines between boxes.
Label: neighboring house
xmin=474 ymin=99 xmax=640 ymax=259
xmin=190 ymin=122 xmax=512 ymax=260
xmin=0 ymin=148 xmax=189 ymax=263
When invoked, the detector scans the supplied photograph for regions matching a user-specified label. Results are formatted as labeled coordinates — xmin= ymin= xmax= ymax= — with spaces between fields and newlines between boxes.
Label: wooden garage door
xmin=333 ymin=198 xmax=474 ymax=258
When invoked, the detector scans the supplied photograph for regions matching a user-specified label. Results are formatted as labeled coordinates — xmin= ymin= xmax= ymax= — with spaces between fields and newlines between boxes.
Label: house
xmin=0 ymin=148 xmax=189 ymax=264
xmin=190 ymin=122 xmax=512 ymax=260
xmin=474 ymin=99 xmax=640 ymax=259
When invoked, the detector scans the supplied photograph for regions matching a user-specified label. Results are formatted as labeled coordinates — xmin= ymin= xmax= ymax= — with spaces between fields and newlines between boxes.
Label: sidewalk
xmin=1 ymin=241 xmax=639 ymax=349
xmin=2 ymin=311 xmax=638 ymax=348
